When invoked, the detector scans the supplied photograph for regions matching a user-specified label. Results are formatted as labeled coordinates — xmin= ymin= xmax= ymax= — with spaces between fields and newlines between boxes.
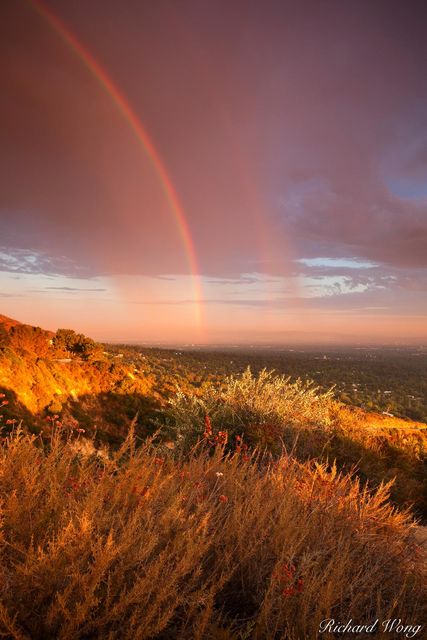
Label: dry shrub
xmin=0 ymin=427 xmax=425 ymax=639
xmin=164 ymin=369 xmax=427 ymax=517
xmin=164 ymin=367 xmax=334 ymax=450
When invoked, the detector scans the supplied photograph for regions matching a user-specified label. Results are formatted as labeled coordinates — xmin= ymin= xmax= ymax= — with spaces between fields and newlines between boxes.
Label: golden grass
xmin=0 ymin=427 xmax=425 ymax=639
xmin=164 ymin=368 xmax=335 ymax=447
xmin=163 ymin=368 xmax=427 ymax=517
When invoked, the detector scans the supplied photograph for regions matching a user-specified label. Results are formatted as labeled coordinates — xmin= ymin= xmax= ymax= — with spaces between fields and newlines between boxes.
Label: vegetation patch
xmin=0 ymin=428 xmax=425 ymax=639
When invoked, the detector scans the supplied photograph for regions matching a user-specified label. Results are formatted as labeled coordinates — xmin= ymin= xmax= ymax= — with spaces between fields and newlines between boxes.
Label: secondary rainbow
xmin=29 ymin=0 xmax=203 ymax=330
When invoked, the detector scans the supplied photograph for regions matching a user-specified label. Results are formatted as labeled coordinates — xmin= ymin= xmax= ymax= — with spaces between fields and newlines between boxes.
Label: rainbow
xmin=29 ymin=0 xmax=203 ymax=330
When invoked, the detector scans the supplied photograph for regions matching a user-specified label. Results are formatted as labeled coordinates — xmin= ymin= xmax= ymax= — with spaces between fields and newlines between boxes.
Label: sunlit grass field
xmin=1 ymin=369 xmax=425 ymax=639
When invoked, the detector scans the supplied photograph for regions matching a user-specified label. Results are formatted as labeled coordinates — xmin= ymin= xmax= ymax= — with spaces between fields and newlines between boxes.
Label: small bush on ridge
xmin=164 ymin=367 xmax=334 ymax=451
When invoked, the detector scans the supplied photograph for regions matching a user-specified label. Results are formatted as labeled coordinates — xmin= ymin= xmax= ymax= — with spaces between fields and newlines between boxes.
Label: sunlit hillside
xmin=1 ymin=315 xmax=426 ymax=516
xmin=0 ymin=315 xmax=426 ymax=638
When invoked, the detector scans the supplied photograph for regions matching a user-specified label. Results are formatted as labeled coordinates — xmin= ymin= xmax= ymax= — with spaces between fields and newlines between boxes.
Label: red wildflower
xmin=283 ymin=563 xmax=296 ymax=579
xmin=215 ymin=431 xmax=228 ymax=446
xmin=275 ymin=562 xmax=304 ymax=597
xmin=204 ymin=415 xmax=212 ymax=438
xmin=219 ymin=494 xmax=228 ymax=504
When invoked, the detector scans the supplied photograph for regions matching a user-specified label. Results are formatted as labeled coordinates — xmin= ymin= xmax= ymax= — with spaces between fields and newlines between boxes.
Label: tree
xmin=0 ymin=324 xmax=10 ymax=349
xmin=8 ymin=325 xmax=50 ymax=357
xmin=53 ymin=329 xmax=103 ymax=360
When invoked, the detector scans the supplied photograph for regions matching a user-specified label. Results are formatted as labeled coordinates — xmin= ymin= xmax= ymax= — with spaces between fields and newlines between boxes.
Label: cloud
xmin=0 ymin=248 xmax=93 ymax=278
xmin=281 ymin=178 xmax=427 ymax=269
xmin=45 ymin=286 xmax=106 ymax=292
xmin=2 ymin=1 xmax=427 ymax=281
xmin=0 ymin=0 xmax=426 ymax=343
xmin=297 ymin=258 xmax=378 ymax=270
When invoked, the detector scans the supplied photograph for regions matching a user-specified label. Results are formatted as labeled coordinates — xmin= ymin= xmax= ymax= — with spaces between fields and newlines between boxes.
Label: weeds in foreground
xmin=0 ymin=427 xmax=425 ymax=639
xmin=163 ymin=368 xmax=426 ymax=516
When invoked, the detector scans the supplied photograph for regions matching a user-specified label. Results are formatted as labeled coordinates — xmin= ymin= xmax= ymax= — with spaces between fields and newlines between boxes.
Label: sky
xmin=1 ymin=0 xmax=427 ymax=345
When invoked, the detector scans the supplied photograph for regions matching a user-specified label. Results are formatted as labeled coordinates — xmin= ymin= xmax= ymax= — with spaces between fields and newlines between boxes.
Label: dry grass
xmin=164 ymin=369 xmax=427 ymax=517
xmin=164 ymin=368 xmax=335 ymax=449
xmin=0 ymin=426 xmax=425 ymax=639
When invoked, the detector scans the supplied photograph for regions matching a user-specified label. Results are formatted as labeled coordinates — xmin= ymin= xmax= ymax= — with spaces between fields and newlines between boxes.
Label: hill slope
xmin=0 ymin=314 xmax=426 ymax=517
xmin=0 ymin=315 xmax=426 ymax=637
xmin=0 ymin=315 xmax=159 ymax=443
xmin=0 ymin=313 xmax=26 ymax=331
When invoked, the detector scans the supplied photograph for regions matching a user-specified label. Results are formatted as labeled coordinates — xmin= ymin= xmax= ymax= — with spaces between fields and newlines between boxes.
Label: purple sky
xmin=1 ymin=0 xmax=426 ymax=343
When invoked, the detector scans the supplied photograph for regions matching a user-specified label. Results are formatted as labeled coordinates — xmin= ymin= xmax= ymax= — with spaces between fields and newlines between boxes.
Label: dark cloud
xmin=282 ymin=181 xmax=427 ymax=268
xmin=0 ymin=0 xmax=426 ymax=342
xmin=1 ymin=0 xmax=424 ymax=279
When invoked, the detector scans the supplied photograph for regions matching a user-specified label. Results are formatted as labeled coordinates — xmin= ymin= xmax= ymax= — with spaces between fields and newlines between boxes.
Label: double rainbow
xmin=29 ymin=0 xmax=203 ymax=330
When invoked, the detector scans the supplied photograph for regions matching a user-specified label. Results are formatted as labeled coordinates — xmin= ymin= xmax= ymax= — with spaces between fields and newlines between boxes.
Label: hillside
xmin=0 ymin=313 xmax=27 ymax=331
xmin=0 ymin=316 xmax=159 ymax=443
xmin=1 ymin=314 xmax=426 ymax=518
xmin=1 ymin=315 xmax=426 ymax=638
